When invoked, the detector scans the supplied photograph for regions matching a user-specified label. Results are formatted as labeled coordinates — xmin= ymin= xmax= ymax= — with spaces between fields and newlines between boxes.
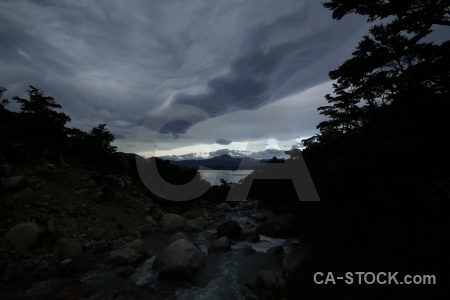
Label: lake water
xmin=198 ymin=169 xmax=254 ymax=186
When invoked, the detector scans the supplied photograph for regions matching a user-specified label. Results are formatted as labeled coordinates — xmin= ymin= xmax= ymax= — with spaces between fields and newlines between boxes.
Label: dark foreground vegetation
xmin=238 ymin=1 xmax=450 ymax=299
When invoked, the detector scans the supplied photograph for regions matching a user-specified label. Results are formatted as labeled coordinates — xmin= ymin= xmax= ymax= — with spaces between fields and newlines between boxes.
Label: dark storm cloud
xmin=159 ymin=120 xmax=193 ymax=139
xmin=0 ymin=0 xmax=369 ymax=153
xmin=215 ymin=138 xmax=232 ymax=145
xmin=171 ymin=6 xmax=364 ymax=119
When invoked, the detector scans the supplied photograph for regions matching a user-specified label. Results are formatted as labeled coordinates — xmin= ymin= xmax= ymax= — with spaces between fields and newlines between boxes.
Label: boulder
xmin=55 ymin=237 xmax=82 ymax=260
xmin=109 ymin=247 xmax=143 ymax=265
xmin=184 ymin=217 xmax=206 ymax=231
xmin=242 ymin=200 xmax=261 ymax=209
xmin=266 ymin=246 xmax=284 ymax=261
xmin=115 ymin=265 xmax=135 ymax=277
xmin=11 ymin=187 xmax=34 ymax=202
xmin=251 ymin=200 xmax=262 ymax=208
xmin=216 ymin=220 xmax=242 ymax=240
xmin=256 ymin=213 xmax=295 ymax=237
xmin=153 ymin=239 xmax=203 ymax=272
xmin=86 ymin=226 xmax=105 ymax=240
xmin=283 ymin=249 xmax=307 ymax=272
xmin=0 ymin=163 xmax=12 ymax=177
xmin=47 ymin=220 xmax=55 ymax=233
xmin=209 ymin=236 xmax=231 ymax=252
xmin=57 ymin=280 xmax=92 ymax=300
xmin=182 ymin=210 xmax=203 ymax=220
xmin=59 ymin=216 xmax=77 ymax=231
xmin=160 ymin=213 xmax=186 ymax=230
xmin=3 ymin=176 xmax=28 ymax=193
xmin=6 ymin=222 xmax=41 ymax=251
xmin=158 ymin=264 xmax=192 ymax=280
xmin=126 ymin=239 xmax=147 ymax=254
xmin=59 ymin=259 xmax=73 ymax=267
xmin=239 ymin=231 xmax=260 ymax=243
xmin=40 ymin=163 xmax=56 ymax=174
xmin=254 ymin=211 xmax=275 ymax=222
xmin=217 ymin=203 xmax=232 ymax=211
xmin=168 ymin=232 xmax=193 ymax=245
xmin=257 ymin=270 xmax=286 ymax=290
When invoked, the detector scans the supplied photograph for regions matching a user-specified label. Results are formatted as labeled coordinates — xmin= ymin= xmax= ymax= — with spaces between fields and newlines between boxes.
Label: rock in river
xmin=216 ymin=220 xmax=242 ymax=240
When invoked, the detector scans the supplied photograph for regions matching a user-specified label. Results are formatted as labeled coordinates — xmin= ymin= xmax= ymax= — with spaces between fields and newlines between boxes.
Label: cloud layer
xmin=0 ymin=0 xmax=371 ymax=158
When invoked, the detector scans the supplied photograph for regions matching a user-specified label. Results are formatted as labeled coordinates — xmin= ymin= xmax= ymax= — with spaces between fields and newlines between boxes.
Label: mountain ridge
xmin=168 ymin=154 xmax=271 ymax=170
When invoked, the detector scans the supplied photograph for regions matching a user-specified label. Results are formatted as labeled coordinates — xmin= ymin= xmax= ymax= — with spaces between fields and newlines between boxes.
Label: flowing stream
xmin=4 ymin=209 xmax=294 ymax=299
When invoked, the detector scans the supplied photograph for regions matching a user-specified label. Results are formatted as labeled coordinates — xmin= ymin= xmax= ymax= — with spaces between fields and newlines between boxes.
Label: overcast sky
xmin=0 ymin=0 xmax=372 ymax=159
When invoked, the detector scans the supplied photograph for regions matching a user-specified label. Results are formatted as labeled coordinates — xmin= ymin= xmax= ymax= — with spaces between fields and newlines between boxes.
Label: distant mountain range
xmin=169 ymin=154 xmax=270 ymax=170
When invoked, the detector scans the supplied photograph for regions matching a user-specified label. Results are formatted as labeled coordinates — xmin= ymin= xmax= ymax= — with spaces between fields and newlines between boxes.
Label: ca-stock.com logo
xmin=135 ymin=103 xmax=320 ymax=202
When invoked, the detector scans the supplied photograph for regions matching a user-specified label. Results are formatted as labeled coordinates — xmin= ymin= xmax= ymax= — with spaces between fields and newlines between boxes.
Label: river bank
xmin=1 ymin=197 xmax=307 ymax=299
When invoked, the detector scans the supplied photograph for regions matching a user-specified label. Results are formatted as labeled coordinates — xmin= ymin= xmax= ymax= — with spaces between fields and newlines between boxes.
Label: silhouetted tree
xmin=9 ymin=86 xmax=71 ymax=144
xmin=267 ymin=156 xmax=285 ymax=163
xmin=0 ymin=86 xmax=9 ymax=109
xmin=13 ymin=86 xmax=71 ymax=129
xmin=313 ymin=1 xmax=450 ymax=143
xmin=88 ymin=123 xmax=117 ymax=154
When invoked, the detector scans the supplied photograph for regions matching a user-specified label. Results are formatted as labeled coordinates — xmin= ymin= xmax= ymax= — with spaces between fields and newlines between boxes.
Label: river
xmin=10 ymin=208 xmax=294 ymax=299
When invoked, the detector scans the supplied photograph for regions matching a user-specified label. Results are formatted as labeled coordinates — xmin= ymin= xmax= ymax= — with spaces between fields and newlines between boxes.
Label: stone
xmin=254 ymin=211 xmax=275 ymax=222
xmin=6 ymin=222 xmax=42 ymax=251
xmin=126 ymin=239 xmax=147 ymax=254
xmin=251 ymin=200 xmax=262 ymax=208
xmin=181 ymin=210 xmax=203 ymax=220
xmin=86 ymin=226 xmax=105 ymax=240
xmin=184 ymin=218 xmax=203 ymax=231
xmin=283 ymin=249 xmax=307 ymax=272
xmin=239 ymin=231 xmax=260 ymax=243
xmin=37 ymin=260 xmax=50 ymax=270
xmin=41 ymin=163 xmax=56 ymax=174
xmin=3 ymin=176 xmax=28 ymax=193
xmin=160 ymin=213 xmax=186 ymax=229
xmin=57 ymin=280 xmax=92 ymax=300
xmin=217 ymin=203 xmax=232 ymax=211
xmin=10 ymin=291 xmax=27 ymax=299
xmin=109 ymin=247 xmax=142 ymax=265
xmin=209 ymin=236 xmax=231 ymax=252
xmin=47 ymin=220 xmax=55 ymax=233
xmin=158 ymin=264 xmax=192 ymax=280
xmin=0 ymin=163 xmax=12 ymax=177
xmin=59 ymin=216 xmax=77 ymax=231
xmin=115 ymin=265 xmax=135 ymax=277
xmin=216 ymin=220 xmax=242 ymax=240
xmin=257 ymin=270 xmax=287 ymax=290
xmin=256 ymin=213 xmax=295 ymax=237
xmin=153 ymin=239 xmax=203 ymax=272
xmin=168 ymin=232 xmax=193 ymax=245
xmin=266 ymin=246 xmax=284 ymax=260
xmin=145 ymin=215 xmax=154 ymax=223
xmin=59 ymin=259 xmax=73 ymax=267
xmin=55 ymin=237 xmax=82 ymax=260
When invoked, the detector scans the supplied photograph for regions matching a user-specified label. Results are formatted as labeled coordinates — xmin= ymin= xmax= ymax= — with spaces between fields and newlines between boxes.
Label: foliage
xmin=88 ymin=124 xmax=117 ymax=154
xmin=66 ymin=124 xmax=120 ymax=173
xmin=0 ymin=86 xmax=9 ymax=108
xmin=293 ymin=3 xmax=450 ymax=299
xmin=155 ymin=158 xmax=199 ymax=185
xmin=266 ymin=156 xmax=285 ymax=163
xmin=1 ymin=85 xmax=120 ymax=172
xmin=13 ymin=86 xmax=71 ymax=130
xmin=312 ymin=0 xmax=450 ymax=143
